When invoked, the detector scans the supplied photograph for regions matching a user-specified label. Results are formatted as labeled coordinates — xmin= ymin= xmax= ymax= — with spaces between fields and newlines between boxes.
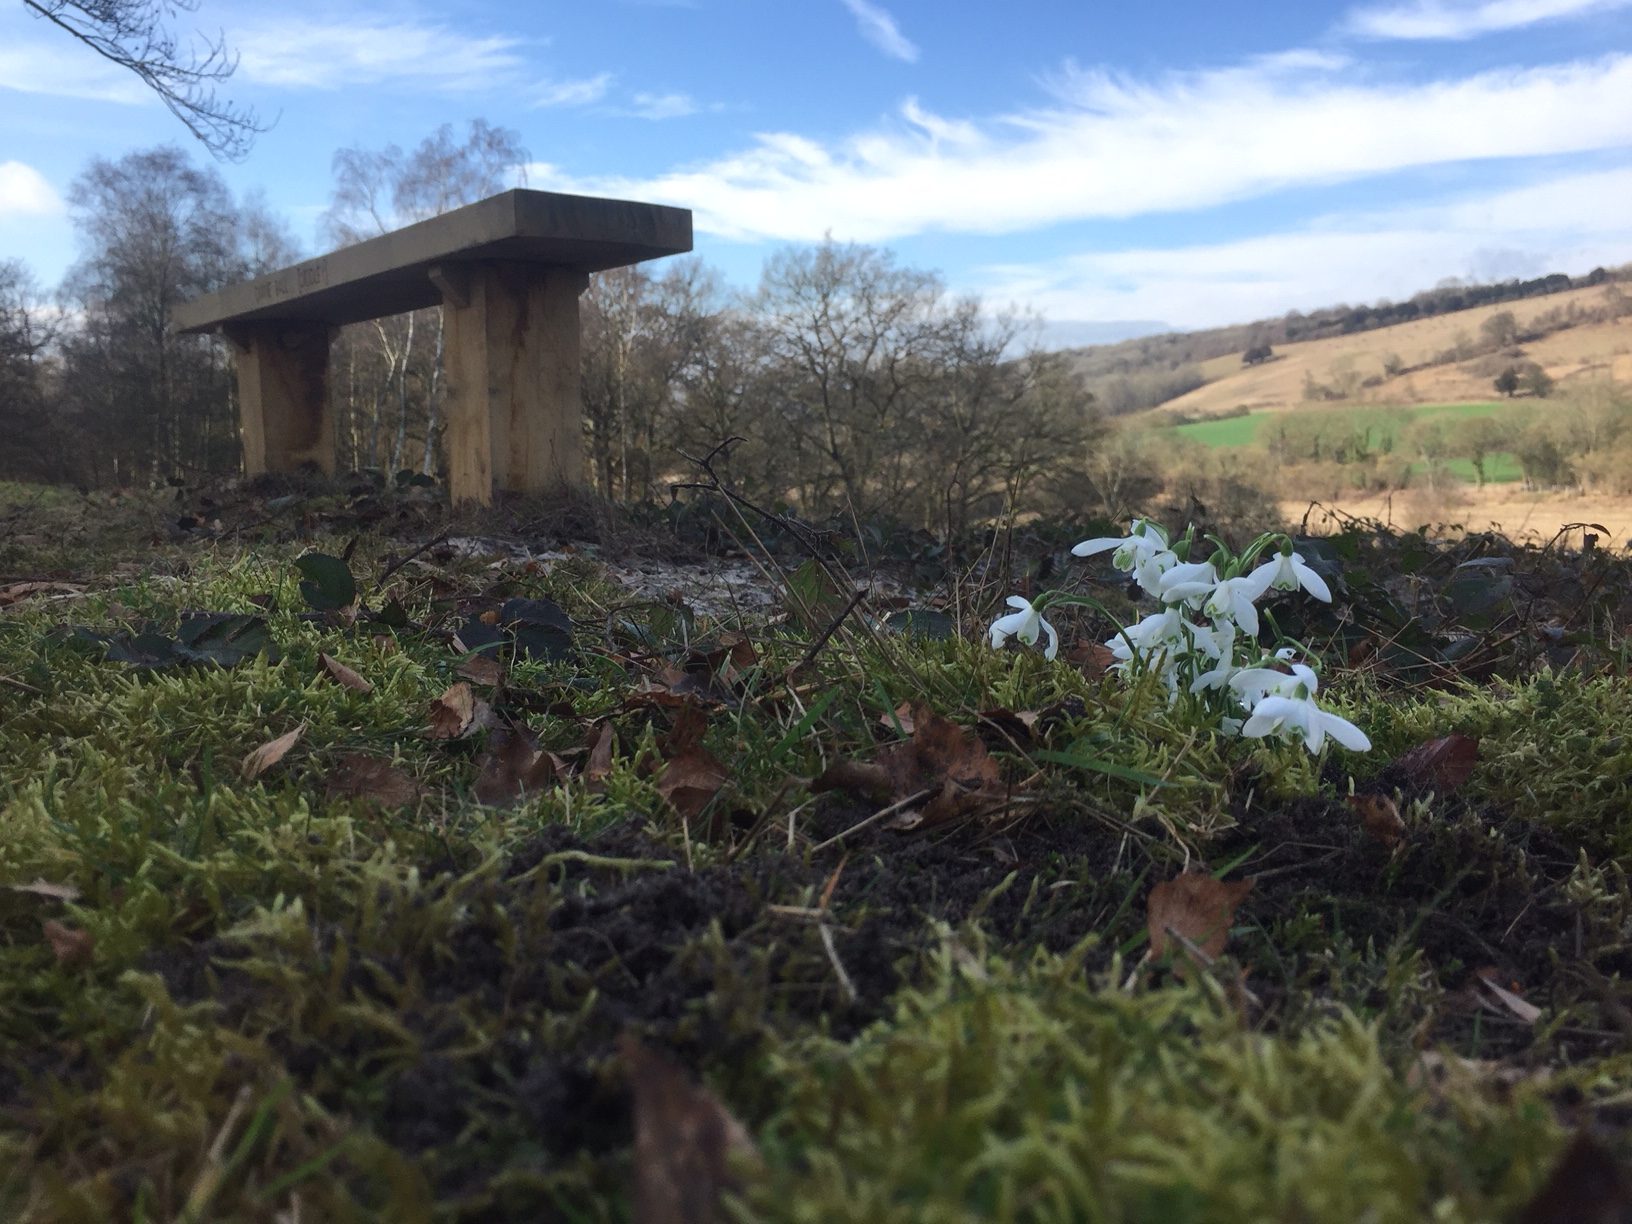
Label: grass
xmin=1171 ymin=401 xmax=1529 ymax=484
xmin=2 ymin=483 xmax=1630 ymax=1220
xmin=1172 ymin=401 xmax=1515 ymax=449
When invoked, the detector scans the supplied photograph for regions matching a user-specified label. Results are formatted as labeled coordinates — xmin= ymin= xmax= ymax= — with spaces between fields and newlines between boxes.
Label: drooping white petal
xmin=1262 ymin=551 xmax=1333 ymax=602
xmin=990 ymin=596 xmax=1059 ymax=662
xmin=1157 ymin=561 xmax=1218 ymax=606
xmin=1316 ymin=708 xmax=1370 ymax=751
xmin=1039 ymin=614 xmax=1059 ymax=661
xmin=1071 ymin=535 xmax=1124 ymax=558
xmin=1290 ymin=554 xmax=1332 ymax=601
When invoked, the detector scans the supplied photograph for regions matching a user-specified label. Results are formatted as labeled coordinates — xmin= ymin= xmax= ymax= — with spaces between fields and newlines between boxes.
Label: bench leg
xmin=441 ymin=263 xmax=589 ymax=506
xmin=225 ymin=323 xmax=336 ymax=476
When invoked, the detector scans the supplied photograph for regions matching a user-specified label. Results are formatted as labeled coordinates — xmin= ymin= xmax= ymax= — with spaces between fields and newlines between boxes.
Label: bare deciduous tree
xmin=22 ymin=0 xmax=266 ymax=160
xmin=57 ymin=145 xmax=279 ymax=481
xmin=323 ymin=121 xmax=529 ymax=473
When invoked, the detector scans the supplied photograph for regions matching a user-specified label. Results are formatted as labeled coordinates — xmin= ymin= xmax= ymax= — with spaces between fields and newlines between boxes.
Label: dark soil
xmin=136 ymin=760 xmax=1626 ymax=1215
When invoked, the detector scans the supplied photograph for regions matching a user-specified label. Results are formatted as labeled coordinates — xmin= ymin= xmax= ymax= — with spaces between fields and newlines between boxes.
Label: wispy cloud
xmin=839 ymin=0 xmax=920 ymax=62
xmin=0 ymin=161 xmax=63 ymax=219
xmin=233 ymin=16 xmax=530 ymax=91
xmin=978 ymin=166 xmax=1632 ymax=328
xmin=529 ymin=53 xmax=1632 ymax=243
xmin=620 ymin=91 xmax=702 ymax=119
xmin=1345 ymin=0 xmax=1632 ymax=40
xmin=533 ymin=72 xmax=614 ymax=108
xmin=0 ymin=41 xmax=151 ymax=104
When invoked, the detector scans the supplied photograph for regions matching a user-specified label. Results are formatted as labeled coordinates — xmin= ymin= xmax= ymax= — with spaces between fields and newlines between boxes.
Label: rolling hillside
xmin=1145 ymin=284 xmax=1631 ymax=420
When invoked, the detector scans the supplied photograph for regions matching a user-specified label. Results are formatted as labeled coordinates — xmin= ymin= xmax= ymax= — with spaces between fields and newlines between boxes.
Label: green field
xmin=1172 ymin=402 xmax=1527 ymax=483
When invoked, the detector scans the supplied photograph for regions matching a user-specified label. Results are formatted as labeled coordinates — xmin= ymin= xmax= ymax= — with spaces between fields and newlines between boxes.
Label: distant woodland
xmin=2 ymin=122 xmax=1627 ymax=536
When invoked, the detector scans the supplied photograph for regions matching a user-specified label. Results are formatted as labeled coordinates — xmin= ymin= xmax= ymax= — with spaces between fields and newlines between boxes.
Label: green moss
xmin=750 ymin=939 xmax=1563 ymax=1223
xmin=1 ymin=512 xmax=1628 ymax=1219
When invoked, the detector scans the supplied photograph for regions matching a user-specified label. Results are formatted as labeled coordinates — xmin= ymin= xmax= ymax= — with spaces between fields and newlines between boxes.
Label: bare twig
xmin=810 ymin=788 xmax=934 ymax=854
xmin=819 ymin=923 xmax=857 ymax=1005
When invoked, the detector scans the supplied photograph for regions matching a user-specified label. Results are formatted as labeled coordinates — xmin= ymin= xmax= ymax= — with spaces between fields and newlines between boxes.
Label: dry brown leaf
xmin=1065 ymin=641 xmax=1115 ymax=678
xmin=326 ymin=753 xmax=421 ymax=808
xmin=584 ymin=721 xmax=616 ymax=788
xmin=1147 ymin=873 xmax=1255 ymax=962
xmin=815 ymin=704 xmax=1007 ymax=831
xmin=623 ymin=1036 xmax=758 ymax=1224
xmin=978 ymin=708 xmax=1041 ymax=747
xmin=242 ymin=724 xmax=304 ymax=781
xmin=43 ymin=919 xmax=94 ymax=966
xmin=457 ymin=654 xmax=505 ymax=686
xmin=877 ymin=701 xmax=916 ymax=735
xmin=318 ymin=652 xmax=372 ymax=693
xmin=473 ymin=727 xmax=560 ymax=806
xmin=0 ymin=580 xmax=85 ymax=607
xmin=1348 ymin=793 xmax=1407 ymax=850
xmin=660 ymin=702 xmax=711 ymax=758
xmin=1517 ymin=1132 xmax=1632 ymax=1224
xmin=7 ymin=879 xmax=81 ymax=903
xmin=658 ymin=750 xmax=730 ymax=826
xmin=428 ymin=682 xmax=490 ymax=740
xmin=811 ymin=759 xmax=893 ymax=802
xmin=1391 ymin=733 xmax=1480 ymax=792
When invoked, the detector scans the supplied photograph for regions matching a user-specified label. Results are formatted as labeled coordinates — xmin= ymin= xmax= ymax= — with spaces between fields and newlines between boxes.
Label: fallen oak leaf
xmin=622 ymin=1036 xmax=759 ymax=1224
xmin=42 ymin=919 xmax=94 ymax=966
xmin=1147 ymin=873 xmax=1255 ymax=962
xmin=242 ymin=724 xmax=304 ymax=781
xmin=318 ymin=652 xmax=372 ymax=694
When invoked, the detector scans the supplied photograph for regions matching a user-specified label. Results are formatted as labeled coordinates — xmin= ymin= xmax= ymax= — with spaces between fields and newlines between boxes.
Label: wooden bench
xmin=172 ymin=189 xmax=692 ymax=505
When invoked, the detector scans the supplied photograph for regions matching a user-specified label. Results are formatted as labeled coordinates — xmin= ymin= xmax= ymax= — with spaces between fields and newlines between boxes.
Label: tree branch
xmin=23 ymin=0 xmax=268 ymax=160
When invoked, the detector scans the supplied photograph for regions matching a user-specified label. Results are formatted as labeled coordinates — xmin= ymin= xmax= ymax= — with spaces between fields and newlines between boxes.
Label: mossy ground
xmin=1 ymin=480 xmax=1629 ymax=1221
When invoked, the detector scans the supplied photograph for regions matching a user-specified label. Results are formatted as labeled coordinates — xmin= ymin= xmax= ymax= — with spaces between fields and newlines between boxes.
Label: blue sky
xmin=2 ymin=0 xmax=1631 ymax=339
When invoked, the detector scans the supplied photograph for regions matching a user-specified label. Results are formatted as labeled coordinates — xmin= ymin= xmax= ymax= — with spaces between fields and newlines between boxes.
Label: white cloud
xmin=0 ymin=41 xmax=151 ymax=104
xmin=622 ymin=91 xmax=700 ymax=120
xmin=1345 ymin=0 xmax=1632 ymax=40
xmin=527 ymin=53 xmax=1632 ymax=244
xmin=534 ymin=72 xmax=614 ymax=108
xmin=839 ymin=0 xmax=920 ymax=62
xmin=976 ymin=166 xmax=1632 ymax=328
xmin=233 ymin=17 xmax=529 ymax=91
xmin=0 ymin=162 xmax=63 ymax=219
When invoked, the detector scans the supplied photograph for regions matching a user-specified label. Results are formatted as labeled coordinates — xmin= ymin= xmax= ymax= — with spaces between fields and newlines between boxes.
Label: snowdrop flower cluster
xmin=989 ymin=519 xmax=1370 ymax=754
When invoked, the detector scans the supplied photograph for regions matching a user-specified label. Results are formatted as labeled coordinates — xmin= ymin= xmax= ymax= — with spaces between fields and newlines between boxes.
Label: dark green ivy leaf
xmin=294 ymin=553 xmax=356 ymax=612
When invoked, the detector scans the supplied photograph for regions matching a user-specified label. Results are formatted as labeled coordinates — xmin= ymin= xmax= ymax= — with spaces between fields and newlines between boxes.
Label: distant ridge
xmin=1056 ymin=262 xmax=1632 ymax=418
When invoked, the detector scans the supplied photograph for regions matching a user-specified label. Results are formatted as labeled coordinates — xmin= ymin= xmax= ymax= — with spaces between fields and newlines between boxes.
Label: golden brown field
xmin=1161 ymin=284 xmax=1632 ymax=419
xmin=1281 ymin=484 xmax=1632 ymax=551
